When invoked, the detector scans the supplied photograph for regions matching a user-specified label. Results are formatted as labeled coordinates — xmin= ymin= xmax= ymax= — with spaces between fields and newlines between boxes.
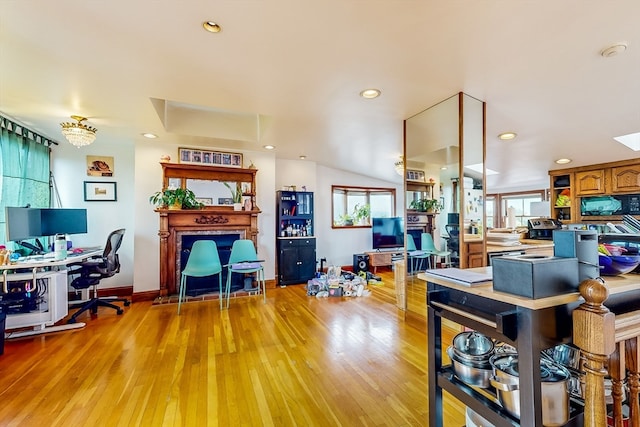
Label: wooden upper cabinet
xmin=575 ymin=169 xmax=607 ymax=196
xmin=611 ymin=164 xmax=640 ymax=193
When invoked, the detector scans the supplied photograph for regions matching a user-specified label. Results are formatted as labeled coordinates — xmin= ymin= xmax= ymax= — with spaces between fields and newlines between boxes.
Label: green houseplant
xmin=352 ymin=203 xmax=371 ymax=225
xmin=149 ymin=187 xmax=203 ymax=210
xmin=337 ymin=213 xmax=354 ymax=226
xmin=223 ymin=182 xmax=243 ymax=210
xmin=409 ymin=198 xmax=442 ymax=213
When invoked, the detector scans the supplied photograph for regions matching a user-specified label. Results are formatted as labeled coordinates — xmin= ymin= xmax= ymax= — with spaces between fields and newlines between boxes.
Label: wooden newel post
xmin=573 ymin=278 xmax=616 ymax=427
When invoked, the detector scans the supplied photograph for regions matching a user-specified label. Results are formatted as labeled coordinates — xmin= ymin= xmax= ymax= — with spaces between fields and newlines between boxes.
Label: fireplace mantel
xmin=157 ymin=207 xmax=260 ymax=296
xmin=155 ymin=163 xmax=261 ymax=296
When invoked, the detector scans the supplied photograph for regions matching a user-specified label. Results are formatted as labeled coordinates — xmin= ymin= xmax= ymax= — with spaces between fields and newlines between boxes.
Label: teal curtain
xmin=0 ymin=116 xmax=52 ymax=246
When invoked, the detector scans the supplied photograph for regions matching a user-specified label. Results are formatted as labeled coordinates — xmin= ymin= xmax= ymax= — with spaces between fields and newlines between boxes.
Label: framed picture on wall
xmin=406 ymin=169 xmax=425 ymax=182
xmin=178 ymin=148 xmax=243 ymax=168
xmin=86 ymin=155 xmax=114 ymax=177
xmin=84 ymin=181 xmax=117 ymax=201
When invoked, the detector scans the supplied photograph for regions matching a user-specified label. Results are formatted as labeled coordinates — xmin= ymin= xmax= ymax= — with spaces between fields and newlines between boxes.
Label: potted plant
xmin=337 ymin=213 xmax=354 ymax=226
xmin=224 ymin=182 xmax=243 ymax=211
xmin=352 ymin=203 xmax=371 ymax=225
xmin=149 ymin=187 xmax=203 ymax=210
xmin=410 ymin=198 xmax=442 ymax=213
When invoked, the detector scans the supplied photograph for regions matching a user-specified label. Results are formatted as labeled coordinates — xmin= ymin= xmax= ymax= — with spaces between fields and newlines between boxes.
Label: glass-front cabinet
xmin=276 ymin=191 xmax=316 ymax=286
xmin=277 ymin=191 xmax=314 ymax=237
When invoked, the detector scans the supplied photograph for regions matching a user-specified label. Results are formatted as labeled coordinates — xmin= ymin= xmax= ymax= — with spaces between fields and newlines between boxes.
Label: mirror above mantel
xmin=161 ymin=162 xmax=258 ymax=211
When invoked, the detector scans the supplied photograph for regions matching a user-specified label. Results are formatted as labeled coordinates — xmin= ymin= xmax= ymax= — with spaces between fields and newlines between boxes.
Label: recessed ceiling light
xmin=498 ymin=132 xmax=517 ymax=141
xmin=614 ymin=131 xmax=640 ymax=151
xmin=263 ymin=145 xmax=275 ymax=150
xmin=142 ymin=133 xmax=157 ymax=139
xmin=600 ymin=43 xmax=627 ymax=58
xmin=440 ymin=166 xmax=447 ymax=170
xmin=202 ymin=21 xmax=222 ymax=33
xmin=555 ymin=158 xmax=572 ymax=164
xmin=299 ymin=155 xmax=306 ymax=160
xmin=360 ymin=89 xmax=381 ymax=99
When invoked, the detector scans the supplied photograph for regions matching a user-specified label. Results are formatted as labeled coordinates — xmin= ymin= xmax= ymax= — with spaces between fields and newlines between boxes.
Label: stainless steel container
xmin=447 ymin=346 xmax=493 ymax=388
xmin=452 ymin=331 xmax=494 ymax=363
xmin=490 ymin=354 xmax=570 ymax=426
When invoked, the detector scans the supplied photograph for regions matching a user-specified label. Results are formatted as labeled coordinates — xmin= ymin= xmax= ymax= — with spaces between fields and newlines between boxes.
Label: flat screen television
xmin=372 ymin=217 xmax=404 ymax=250
xmin=5 ymin=207 xmax=42 ymax=242
xmin=40 ymin=208 xmax=88 ymax=236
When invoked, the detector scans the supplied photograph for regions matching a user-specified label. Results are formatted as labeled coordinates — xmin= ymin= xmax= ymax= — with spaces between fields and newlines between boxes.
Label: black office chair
xmin=445 ymin=224 xmax=460 ymax=267
xmin=67 ymin=228 xmax=130 ymax=324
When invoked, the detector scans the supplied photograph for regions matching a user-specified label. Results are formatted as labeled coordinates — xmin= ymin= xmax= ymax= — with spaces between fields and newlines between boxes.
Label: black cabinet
xmin=276 ymin=190 xmax=316 ymax=285
xmin=277 ymin=238 xmax=316 ymax=285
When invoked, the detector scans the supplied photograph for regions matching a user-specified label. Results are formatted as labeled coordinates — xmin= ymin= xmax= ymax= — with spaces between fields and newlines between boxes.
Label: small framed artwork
xmin=87 ymin=155 xmax=114 ymax=177
xmin=218 ymin=197 xmax=233 ymax=205
xmin=179 ymin=148 xmax=243 ymax=168
xmin=84 ymin=181 xmax=117 ymax=201
xmin=195 ymin=197 xmax=213 ymax=206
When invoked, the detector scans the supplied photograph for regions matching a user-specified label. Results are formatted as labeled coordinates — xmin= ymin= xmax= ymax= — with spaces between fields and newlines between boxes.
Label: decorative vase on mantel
xmin=233 ymin=202 xmax=243 ymax=211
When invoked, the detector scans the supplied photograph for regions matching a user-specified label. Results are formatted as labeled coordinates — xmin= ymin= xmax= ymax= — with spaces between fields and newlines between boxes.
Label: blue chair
xmin=225 ymin=239 xmax=266 ymax=308
xmin=178 ymin=240 xmax=223 ymax=314
xmin=407 ymin=234 xmax=431 ymax=273
xmin=421 ymin=232 xmax=452 ymax=268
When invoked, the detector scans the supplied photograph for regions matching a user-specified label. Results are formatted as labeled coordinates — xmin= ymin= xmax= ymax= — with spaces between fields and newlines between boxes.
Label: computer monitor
xmin=5 ymin=207 xmax=42 ymax=242
xmin=40 ymin=208 xmax=88 ymax=236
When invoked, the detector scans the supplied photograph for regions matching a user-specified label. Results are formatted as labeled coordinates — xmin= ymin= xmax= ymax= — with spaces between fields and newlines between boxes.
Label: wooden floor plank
xmin=0 ymin=270 xmax=465 ymax=426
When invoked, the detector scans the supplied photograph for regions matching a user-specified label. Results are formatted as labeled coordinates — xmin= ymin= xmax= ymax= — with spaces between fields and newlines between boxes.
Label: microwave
xmin=580 ymin=194 xmax=640 ymax=216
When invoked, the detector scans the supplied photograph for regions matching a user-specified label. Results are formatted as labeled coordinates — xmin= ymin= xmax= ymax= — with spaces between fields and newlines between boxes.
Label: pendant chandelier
xmin=394 ymin=158 xmax=404 ymax=176
xmin=60 ymin=115 xmax=97 ymax=147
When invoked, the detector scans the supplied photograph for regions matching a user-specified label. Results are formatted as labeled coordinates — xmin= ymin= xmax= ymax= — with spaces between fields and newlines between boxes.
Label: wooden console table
xmin=365 ymin=250 xmax=402 ymax=274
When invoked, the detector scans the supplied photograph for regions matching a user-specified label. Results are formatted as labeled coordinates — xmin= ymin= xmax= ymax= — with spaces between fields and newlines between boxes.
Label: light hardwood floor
xmin=0 ymin=270 xmax=465 ymax=426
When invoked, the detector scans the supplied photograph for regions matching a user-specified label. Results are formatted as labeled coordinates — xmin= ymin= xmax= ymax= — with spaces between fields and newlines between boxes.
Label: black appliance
xmin=527 ymin=217 xmax=561 ymax=240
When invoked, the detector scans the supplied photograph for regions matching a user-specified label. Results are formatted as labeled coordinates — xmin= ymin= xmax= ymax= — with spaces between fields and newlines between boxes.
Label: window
xmin=486 ymin=190 xmax=546 ymax=228
xmin=0 ymin=116 xmax=53 ymax=248
xmin=332 ymin=186 xmax=396 ymax=228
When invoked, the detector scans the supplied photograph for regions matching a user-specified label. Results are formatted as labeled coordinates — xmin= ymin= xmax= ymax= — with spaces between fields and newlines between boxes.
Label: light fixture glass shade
xmin=61 ymin=115 xmax=97 ymax=147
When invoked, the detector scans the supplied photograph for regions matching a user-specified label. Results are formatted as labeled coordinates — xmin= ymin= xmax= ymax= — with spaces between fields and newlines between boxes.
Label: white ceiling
xmin=2 ymin=1 xmax=639 ymax=192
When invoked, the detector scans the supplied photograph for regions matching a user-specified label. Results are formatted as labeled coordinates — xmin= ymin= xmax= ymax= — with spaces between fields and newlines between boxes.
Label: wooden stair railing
xmin=573 ymin=278 xmax=640 ymax=427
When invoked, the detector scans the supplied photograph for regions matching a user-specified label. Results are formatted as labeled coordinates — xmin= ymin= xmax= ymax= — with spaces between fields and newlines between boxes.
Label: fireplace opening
xmin=179 ymin=233 xmax=247 ymax=296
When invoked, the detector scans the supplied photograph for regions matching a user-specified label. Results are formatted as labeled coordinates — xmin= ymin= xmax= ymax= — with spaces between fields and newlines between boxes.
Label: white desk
xmin=1 ymin=249 xmax=102 ymax=338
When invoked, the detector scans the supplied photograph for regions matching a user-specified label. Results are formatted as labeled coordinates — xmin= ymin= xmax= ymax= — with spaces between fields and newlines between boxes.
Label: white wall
xmin=53 ymin=141 xmax=401 ymax=293
xmin=51 ymin=139 xmax=135 ymax=289
xmin=316 ymin=164 xmax=404 ymax=268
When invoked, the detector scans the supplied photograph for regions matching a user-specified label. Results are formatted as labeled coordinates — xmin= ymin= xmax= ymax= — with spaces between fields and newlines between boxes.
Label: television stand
xmin=365 ymin=249 xmax=403 ymax=274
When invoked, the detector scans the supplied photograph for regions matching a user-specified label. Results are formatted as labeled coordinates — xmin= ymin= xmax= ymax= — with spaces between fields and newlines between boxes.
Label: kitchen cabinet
xmin=277 ymin=238 xmax=316 ymax=285
xmin=549 ymin=172 xmax=573 ymax=222
xmin=465 ymin=241 xmax=485 ymax=268
xmin=575 ymin=169 xmax=607 ymax=196
xmin=549 ymin=159 xmax=640 ymax=223
xmin=611 ymin=164 xmax=640 ymax=193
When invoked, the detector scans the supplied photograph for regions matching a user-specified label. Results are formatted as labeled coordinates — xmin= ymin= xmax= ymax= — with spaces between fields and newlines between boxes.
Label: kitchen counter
xmin=486 ymin=239 xmax=554 ymax=254
xmin=419 ymin=267 xmax=640 ymax=310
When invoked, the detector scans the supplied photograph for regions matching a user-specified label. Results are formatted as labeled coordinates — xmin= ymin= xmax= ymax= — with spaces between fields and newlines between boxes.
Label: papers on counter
xmin=425 ymin=267 xmax=493 ymax=287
